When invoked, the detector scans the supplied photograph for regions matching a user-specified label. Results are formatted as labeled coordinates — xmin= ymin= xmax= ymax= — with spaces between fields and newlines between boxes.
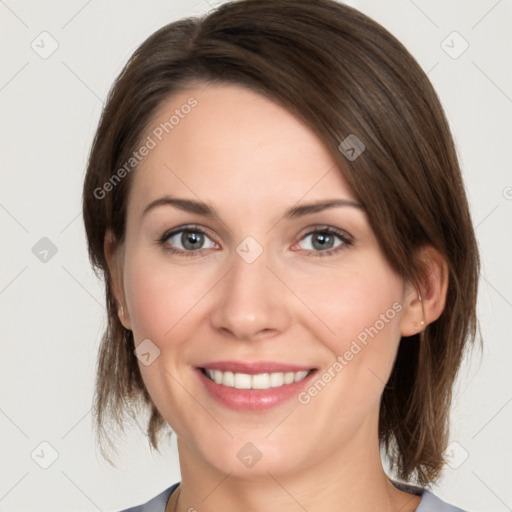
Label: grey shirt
xmin=118 ymin=481 xmax=468 ymax=512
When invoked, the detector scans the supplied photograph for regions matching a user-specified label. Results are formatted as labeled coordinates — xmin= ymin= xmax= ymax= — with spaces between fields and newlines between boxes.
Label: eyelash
xmin=156 ymin=224 xmax=353 ymax=258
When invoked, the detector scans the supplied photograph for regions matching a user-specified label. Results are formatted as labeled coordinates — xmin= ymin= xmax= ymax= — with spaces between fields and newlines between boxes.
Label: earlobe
xmin=400 ymin=246 xmax=449 ymax=337
xmin=104 ymin=229 xmax=132 ymax=330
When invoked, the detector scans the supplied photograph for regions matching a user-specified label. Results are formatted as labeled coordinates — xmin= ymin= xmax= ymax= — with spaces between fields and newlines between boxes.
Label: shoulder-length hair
xmin=82 ymin=0 xmax=479 ymax=486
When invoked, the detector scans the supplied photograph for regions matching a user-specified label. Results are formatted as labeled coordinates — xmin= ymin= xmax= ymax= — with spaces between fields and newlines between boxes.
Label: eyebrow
xmin=142 ymin=196 xmax=364 ymax=219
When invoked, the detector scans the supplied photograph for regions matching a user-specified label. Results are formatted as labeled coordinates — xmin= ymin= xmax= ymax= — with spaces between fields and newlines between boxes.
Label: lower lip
xmin=197 ymin=369 xmax=316 ymax=411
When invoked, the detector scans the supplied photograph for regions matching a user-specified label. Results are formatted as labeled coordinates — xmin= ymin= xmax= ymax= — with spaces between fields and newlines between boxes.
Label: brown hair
xmin=82 ymin=0 xmax=479 ymax=486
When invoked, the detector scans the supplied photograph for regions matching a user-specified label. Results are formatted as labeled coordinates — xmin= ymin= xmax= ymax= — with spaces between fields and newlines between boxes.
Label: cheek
xmin=121 ymin=252 xmax=210 ymax=425
xmin=124 ymin=266 xmax=172 ymax=342
xmin=288 ymin=263 xmax=404 ymax=382
xmin=123 ymin=251 xmax=208 ymax=344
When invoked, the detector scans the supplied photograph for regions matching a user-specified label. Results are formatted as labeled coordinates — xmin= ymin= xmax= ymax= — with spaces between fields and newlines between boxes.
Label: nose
xmin=209 ymin=247 xmax=292 ymax=341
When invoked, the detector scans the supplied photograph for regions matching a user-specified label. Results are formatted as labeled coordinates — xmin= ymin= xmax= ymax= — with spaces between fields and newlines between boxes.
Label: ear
xmin=104 ymin=229 xmax=132 ymax=330
xmin=400 ymin=245 xmax=449 ymax=337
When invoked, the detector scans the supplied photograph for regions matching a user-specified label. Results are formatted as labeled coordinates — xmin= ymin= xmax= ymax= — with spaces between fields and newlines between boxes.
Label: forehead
xmin=128 ymin=83 xmax=354 ymax=214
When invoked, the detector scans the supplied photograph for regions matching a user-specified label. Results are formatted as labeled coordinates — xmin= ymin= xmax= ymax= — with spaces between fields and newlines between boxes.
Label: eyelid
xmin=296 ymin=225 xmax=353 ymax=244
xmin=158 ymin=223 xmax=212 ymax=242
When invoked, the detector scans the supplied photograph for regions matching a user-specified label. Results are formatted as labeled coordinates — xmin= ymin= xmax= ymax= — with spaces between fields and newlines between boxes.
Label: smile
xmin=202 ymin=369 xmax=310 ymax=390
xmin=197 ymin=362 xmax=317 ymax=411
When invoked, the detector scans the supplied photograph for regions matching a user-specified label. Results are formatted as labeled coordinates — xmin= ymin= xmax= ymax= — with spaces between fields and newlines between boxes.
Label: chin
xmin=204 ymin=436 xmax=305 ymax=478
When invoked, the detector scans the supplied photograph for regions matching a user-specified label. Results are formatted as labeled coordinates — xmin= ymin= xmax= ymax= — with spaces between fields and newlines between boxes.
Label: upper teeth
xmin=204 ymin=369 xmax=309 ymax=390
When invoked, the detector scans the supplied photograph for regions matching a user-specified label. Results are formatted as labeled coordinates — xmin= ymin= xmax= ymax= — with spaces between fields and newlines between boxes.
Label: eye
xmin=158 ymin=226 xmax=218 ymax=255
xmin=294 ymin=227 xmax=351 ymax=256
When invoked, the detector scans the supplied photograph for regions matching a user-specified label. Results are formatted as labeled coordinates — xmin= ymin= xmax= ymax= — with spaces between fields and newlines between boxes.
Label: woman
xmin=82 ymin=1 xmax=479 ymax=510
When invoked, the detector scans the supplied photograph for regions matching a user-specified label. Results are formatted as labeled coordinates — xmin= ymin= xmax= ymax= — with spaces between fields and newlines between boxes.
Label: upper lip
xmin=198 ymin=361 xmax=315 ymax=374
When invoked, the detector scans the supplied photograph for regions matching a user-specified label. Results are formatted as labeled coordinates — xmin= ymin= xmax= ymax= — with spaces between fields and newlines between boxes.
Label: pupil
xmin=182 ymin=231 xmax=204 ymax=250
xmin=312 ymin=232 xmax=333 ymax=251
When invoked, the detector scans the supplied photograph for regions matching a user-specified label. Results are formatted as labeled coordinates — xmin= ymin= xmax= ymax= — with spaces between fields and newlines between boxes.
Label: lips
xmin=197 ymin=361 xmax=316 ymax=411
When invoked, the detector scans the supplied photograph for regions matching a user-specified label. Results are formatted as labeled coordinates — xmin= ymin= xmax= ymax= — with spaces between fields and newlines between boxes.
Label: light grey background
xmin=1 ymin=1 xmax=511 ymax=511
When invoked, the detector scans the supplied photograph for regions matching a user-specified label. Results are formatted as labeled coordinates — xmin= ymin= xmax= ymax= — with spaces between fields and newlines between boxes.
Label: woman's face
xmin=115 ymin=83 xmax=415 ymax=477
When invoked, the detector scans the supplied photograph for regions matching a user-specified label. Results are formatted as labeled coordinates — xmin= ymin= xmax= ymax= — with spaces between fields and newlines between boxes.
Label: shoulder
xmin=391 ymin=480 xmax=469 ymax=512
xmin=117 ymin=483 xmax=179 ymax=512
xmin=417 ymin=489 xmax=470 ymax=512
xmin=116 ymin=481 xmax=470 ymax=512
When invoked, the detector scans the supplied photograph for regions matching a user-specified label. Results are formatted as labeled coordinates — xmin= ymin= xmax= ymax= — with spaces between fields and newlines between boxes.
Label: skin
xmin=106 ymin=83 xmax=448 ymax=512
